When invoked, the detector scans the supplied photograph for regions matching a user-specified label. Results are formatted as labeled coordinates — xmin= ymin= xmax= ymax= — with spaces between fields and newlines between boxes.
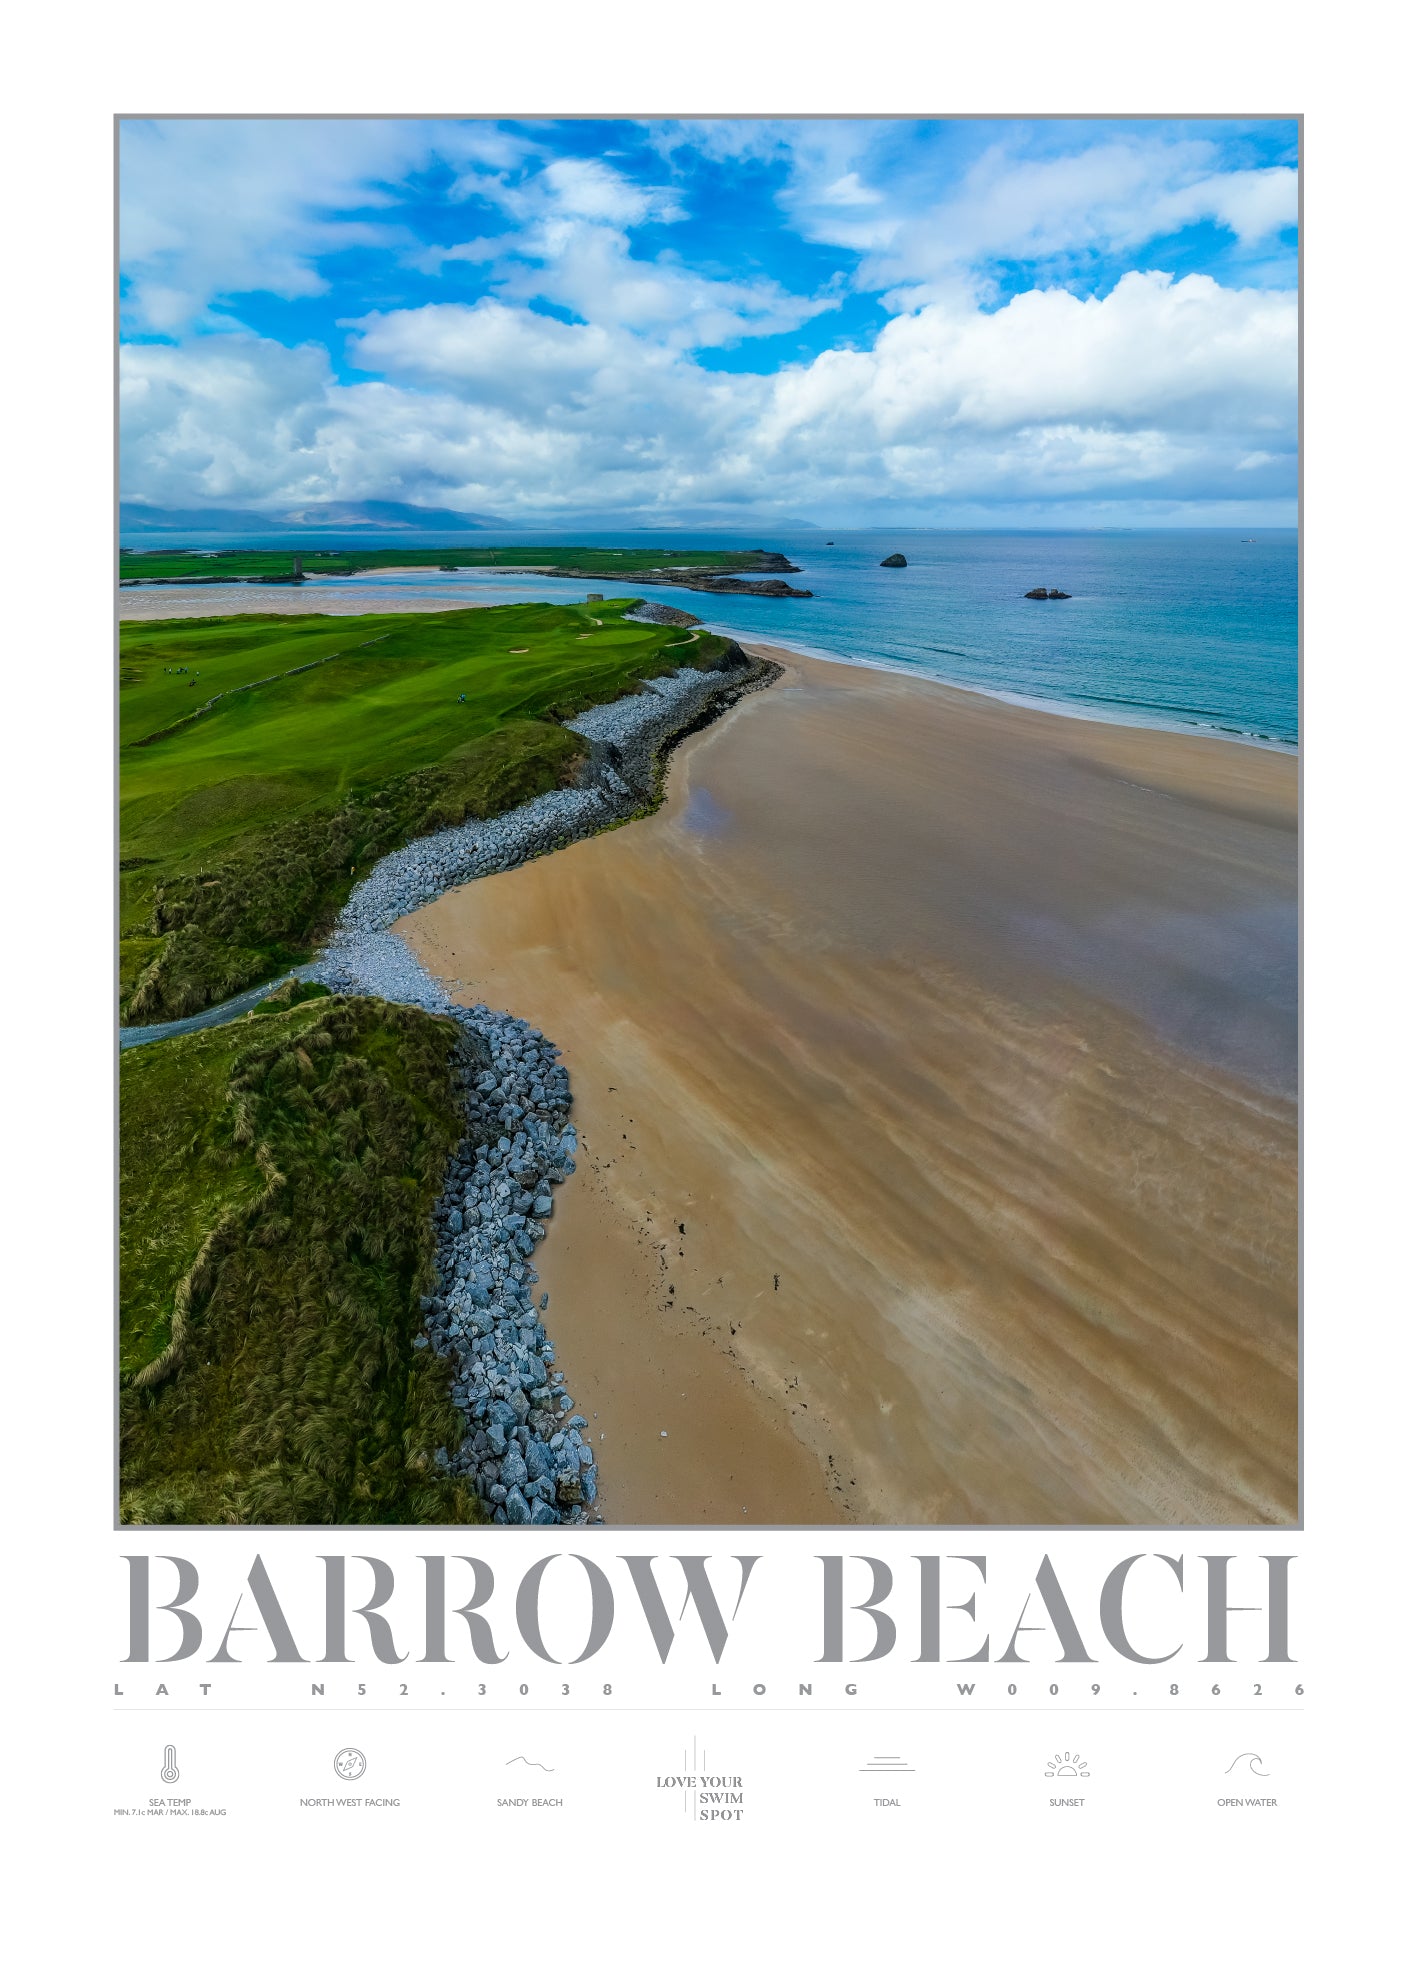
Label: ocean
xmin=121 ymin=527 xmax=1299 ymax=749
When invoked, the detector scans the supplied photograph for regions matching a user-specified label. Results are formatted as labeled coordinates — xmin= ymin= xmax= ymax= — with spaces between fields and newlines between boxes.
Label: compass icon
xmin=333 ymin=1747 xmax=367 ymax=1782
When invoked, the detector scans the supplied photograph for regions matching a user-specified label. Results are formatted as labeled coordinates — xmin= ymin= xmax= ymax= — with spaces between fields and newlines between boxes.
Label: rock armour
xmin=317 ymin=645 xmax=780 ymax=1522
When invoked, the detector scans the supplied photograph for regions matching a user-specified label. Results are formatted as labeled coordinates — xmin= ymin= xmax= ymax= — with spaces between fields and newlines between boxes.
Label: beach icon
xmin=1044 ymin=1751 xmax=1090 ymax=1778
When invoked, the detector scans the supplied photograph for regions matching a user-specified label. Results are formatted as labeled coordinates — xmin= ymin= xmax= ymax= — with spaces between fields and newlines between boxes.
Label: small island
xmin=880 ymin=552 xmax=908 ymax=568
xmin=1025 ymin=587 xmax=1072 ymax=600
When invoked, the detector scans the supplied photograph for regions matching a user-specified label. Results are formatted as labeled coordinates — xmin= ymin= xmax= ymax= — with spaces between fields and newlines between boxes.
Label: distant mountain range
xmin=120 ymin=500 xmax=821 ymax=535
xmin=120 ymin=500 xmax=508 ymax=533
xmin=543 ymin=510 xmax=822 ymax=532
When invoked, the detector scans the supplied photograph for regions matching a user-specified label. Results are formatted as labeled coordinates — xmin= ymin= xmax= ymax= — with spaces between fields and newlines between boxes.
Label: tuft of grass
xmin=119 ymin=993 xmax=480 ymax=1525
xmin=251 ymin=976 xmax=331 ymax=1015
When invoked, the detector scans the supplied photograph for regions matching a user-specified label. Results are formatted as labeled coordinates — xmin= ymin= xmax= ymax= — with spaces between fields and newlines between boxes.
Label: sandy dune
xmin=401 ymin=646 xmax=1298 ymax=1526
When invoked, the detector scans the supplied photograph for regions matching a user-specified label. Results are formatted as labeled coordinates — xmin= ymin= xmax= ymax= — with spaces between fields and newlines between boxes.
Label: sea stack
xmin=880 ymin=552 xmax=907 ymax=568
xmin=1025 ymin=586 xmax=1072 ymax=599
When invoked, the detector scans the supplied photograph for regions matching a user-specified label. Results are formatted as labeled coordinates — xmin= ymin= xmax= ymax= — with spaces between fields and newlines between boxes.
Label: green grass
xmin=120 ymin=544 xmax=782 ymax=583
xmin=120 ymin=990 xmax=480 ymax=1525
xmin=117 ymin=591 xmax=746 ymax=1525
xmin=120 ymin=599 xmax=731 ymax=1019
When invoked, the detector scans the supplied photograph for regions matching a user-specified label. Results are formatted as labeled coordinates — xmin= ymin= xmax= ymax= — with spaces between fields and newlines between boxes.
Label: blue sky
xmin=119 ymin=117 xmax=1298 ymax=526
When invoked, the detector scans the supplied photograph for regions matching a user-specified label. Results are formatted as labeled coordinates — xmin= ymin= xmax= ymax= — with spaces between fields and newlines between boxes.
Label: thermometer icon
xmin=160 ymin=1745 xmax=180 ymax=1785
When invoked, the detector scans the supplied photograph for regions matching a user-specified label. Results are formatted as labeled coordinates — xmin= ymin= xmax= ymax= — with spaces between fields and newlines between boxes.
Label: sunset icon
xmin=1044 ymin=1752 xmax=1090 ymax=1779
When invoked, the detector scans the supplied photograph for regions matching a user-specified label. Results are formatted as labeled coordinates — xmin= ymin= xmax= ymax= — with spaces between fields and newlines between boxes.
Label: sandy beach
xmin=399 ymin=644 xmax=1298 ymax=1526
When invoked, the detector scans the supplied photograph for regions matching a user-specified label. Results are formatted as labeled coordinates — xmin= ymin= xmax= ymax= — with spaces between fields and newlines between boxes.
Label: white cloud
xmin=120 ymin=120 xmax=432 ymax=331
xmin=645 ymin=119 xmax=798 ymax=167
xmin=120 ymin=117 xmax=553 ymax=333
xmin=395 ymin=217 xmax=835 ymax=350
xmin=443 ymin=125 xmax=538 ymax=193
xmin=537 ymin=156 xmax=684 ymax=226
xmin=772 ymin=130 xmax=1297 ymax=288
xmin=396 ymin=144 xmax=835 ymax=349
xmin=820 ymin=172 xmax=884 ymax=209
xmin=756 ymin=272 xmax=1295 ymax=445
xmin=347 ymin=300 xmax=627 ymax=409
xmin=733 ymin=272 xmax=1295 ymax=511
xmin=121 ymin=270 xmax=1295 ymax=523
xmin=120 ymin=337 xmax=337 ymax=500
xmin=117 ymin=119 xmax=1297 ymax=524
xmin=1153 ymin=167 xmax=1298 ymax=244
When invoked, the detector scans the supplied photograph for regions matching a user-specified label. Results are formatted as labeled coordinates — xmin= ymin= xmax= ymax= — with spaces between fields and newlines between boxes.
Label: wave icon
xmin=1224 ymin=1753 xmax=1270 ymax=1777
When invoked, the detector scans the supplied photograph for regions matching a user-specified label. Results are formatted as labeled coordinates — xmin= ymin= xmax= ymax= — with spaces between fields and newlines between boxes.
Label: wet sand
xmin=401 ymin=646 xmax=1298 ymax=1527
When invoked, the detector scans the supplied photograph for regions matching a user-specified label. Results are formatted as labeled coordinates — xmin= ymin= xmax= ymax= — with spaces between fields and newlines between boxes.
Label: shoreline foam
xmin=693 ymin=626 xmax=1298 ymax=753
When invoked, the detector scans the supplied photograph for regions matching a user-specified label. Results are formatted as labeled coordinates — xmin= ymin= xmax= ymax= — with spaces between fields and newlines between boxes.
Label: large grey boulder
xmin=525 ymin=1439 xmax=557 ymax=1480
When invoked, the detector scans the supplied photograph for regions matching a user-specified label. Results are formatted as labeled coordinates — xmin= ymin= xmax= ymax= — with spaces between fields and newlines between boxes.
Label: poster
xmin=9 ymin=6 xmax=1402 ymax=1970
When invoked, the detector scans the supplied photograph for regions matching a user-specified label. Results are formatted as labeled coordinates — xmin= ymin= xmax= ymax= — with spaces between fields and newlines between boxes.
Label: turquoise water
xmin=124 ymin=528 xmax=1298 ymax=748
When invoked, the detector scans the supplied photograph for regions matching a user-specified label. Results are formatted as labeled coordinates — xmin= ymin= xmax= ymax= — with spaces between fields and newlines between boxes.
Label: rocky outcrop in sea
xmin=317 ymin=642 xmax=781 ymax=1523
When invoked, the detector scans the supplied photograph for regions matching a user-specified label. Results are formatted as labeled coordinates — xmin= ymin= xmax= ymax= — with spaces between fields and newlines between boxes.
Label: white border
xmin=6 ymin=2 xmax=1408 ymax=1966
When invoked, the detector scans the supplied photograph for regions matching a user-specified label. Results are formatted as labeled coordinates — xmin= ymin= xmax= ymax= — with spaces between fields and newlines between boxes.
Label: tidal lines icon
xmin=861 ymin=1755 xmax=914 ymax=1773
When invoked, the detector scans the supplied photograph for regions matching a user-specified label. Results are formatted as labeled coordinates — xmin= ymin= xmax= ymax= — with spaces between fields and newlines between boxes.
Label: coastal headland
xmin=401 ymin=644 xmax=1298 ymax=1527
xmin=119 ymin=544 xmax=810 ymax=598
